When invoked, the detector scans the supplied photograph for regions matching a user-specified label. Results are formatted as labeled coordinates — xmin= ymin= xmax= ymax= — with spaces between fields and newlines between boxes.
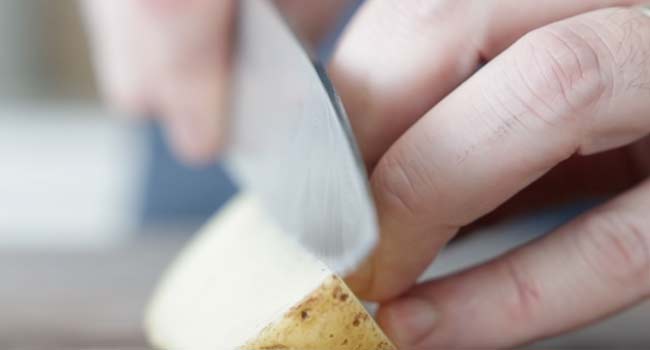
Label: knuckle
xmin=512 ymin=24 xmax=609 ymax=125
xmin=371 ymin=147 xmax=430 ymax=222
xmin=574 ymin=210 xmax=650 ymax=293
xmin=601 ymin=8 xmax=650 ymax=94
xmin=501 ymin=257 xmax=543 ymax=324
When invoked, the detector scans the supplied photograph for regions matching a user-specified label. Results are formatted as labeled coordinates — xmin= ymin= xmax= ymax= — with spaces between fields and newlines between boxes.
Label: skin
xmin=332 ymin=1 xmax=650 ymax=348
xmin=85 ymin=0 xmax=650 ymax=348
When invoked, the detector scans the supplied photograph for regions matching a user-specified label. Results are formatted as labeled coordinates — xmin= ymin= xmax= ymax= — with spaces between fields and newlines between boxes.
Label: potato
xmin=244 ymin=275 xmax=394 ymax=350
xmin=146 ymin=194 xmax=394 ymax=350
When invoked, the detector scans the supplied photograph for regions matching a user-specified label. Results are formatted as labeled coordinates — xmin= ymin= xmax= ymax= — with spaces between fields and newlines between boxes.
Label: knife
xmin=224 ymin=0 xmax=378 ymax=275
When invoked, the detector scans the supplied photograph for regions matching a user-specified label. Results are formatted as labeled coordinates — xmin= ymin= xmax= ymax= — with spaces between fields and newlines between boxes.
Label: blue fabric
xmin=139 ymin=122 xmax=236 ymax=227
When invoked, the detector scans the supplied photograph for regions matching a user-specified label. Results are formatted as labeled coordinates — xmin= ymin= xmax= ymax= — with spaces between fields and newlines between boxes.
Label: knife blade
xmin=224 ymin=0 xmax=378 ymax=275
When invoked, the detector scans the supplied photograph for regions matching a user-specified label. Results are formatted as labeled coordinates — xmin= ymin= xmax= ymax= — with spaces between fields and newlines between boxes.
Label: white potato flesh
xmin=146 ymin=193 xmax=394 ymax=350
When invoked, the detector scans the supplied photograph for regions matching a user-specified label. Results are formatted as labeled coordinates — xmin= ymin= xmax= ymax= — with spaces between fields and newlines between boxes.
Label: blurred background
xmin=0 ymin=1 xmax=647 ymax=348
xmin=0 ymin=0 xmax=235 ymax=347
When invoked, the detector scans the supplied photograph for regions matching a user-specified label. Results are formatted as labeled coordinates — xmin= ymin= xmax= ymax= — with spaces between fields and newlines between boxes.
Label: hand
xmin=330 ymin=1 xmax=650 ymax=348
xmin=82 ymin=0 xmax=350 ymax=164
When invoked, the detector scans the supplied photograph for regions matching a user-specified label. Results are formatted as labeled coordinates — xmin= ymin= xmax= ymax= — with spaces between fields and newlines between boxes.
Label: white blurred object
xmin=0 ymin=105 xmax=144 ymax=249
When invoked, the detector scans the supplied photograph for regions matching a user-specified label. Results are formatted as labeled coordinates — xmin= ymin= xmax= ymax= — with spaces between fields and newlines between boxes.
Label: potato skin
xmin=243 ymin=275 xmax=395 ymax=350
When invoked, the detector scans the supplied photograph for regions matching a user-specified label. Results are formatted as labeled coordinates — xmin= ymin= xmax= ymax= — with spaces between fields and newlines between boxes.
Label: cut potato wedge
xmin=145 ymin=194 xmax=395 ymax=350
xmin=244 ymin=275 xmax=394 ymax=350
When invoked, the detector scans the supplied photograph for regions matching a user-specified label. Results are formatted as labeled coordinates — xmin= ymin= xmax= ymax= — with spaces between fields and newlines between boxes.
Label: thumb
xmin=83 ymin=0 xmax=235 ymax=164
xmin=136 ymin=0 xmax=236 ymax=164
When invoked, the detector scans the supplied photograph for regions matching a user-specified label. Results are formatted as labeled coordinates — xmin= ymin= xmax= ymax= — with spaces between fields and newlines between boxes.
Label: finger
xmin=330 ymin=0 xmax=645 ymax=167
xmin=82 ymin=0 xmax=235 ymax=163
xmin=274 ymin=0 xmax=353 ymax=48
xmin=136 ymin=0 xmax=236 ymax=164
xmin=378 ymin=179 xmax=650 ymax=348
xmin=81 ymin=0 xmax=150 ymax=113
xmin=471 ymin=146 xmax=649 ymax=227
xmin=157 ymin=53 xmax=231 ymax=164
xmin=155 ymin=0 xmax=352 ymax=163
xmin=352 ymin=6 xmax=650 ymax=301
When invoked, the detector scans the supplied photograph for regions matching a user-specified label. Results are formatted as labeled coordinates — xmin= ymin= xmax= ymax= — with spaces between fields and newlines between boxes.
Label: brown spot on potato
xmin=258 ymin=345 xmax=288 ymax=350
xmin=352 ymin=312 xmax=369 ymax=327
xmin=242 ymin=275 xmax=395 ymax=350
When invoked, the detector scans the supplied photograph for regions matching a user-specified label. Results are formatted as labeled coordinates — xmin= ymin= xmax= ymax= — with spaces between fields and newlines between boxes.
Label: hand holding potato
xmin=330 ymin=1 xmax=650 ymax=348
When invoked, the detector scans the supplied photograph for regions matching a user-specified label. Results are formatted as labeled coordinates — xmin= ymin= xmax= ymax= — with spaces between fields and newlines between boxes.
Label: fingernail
xmin=380 ymin=297 xmax=438 ymax=346
xmin=165 ymin=109 xmax=207 ymax=164
xmin=169 ymin=113 xmax=220 ymax=165
xmin=193 ymin=78 xmax=226 ymax=156
xmin=163 ymin=69 xmax=225 ymax=165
